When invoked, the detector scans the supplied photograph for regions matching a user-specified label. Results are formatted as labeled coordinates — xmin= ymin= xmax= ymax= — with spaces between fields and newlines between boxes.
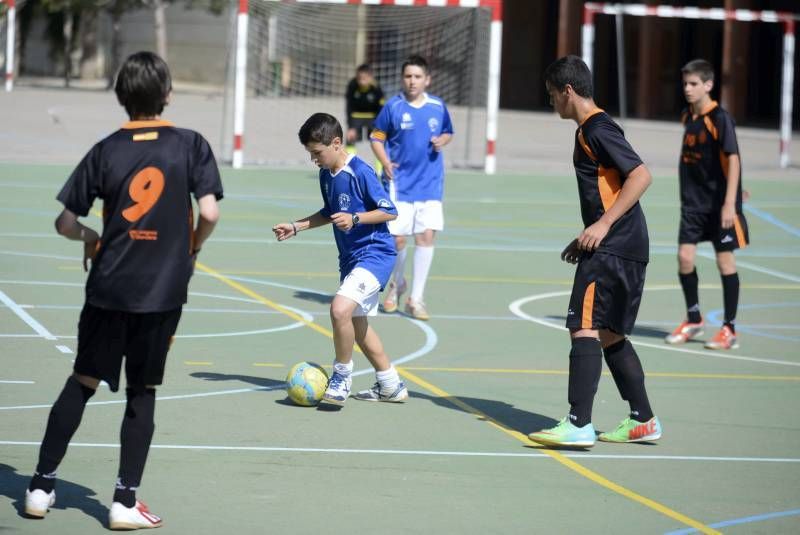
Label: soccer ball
xmin=285 ymin=361 xmax=329 ymax=406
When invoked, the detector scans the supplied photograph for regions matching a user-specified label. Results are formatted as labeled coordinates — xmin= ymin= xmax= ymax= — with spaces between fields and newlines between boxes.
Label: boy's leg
xmin=704 ymin=251 xmax=740 ymax=350
xmin=322 ymin=295 xmax=359 ymax=404
xmin=29 ymin=374 xmax=98 ymax=494
xmin=352 ymin=317 xmax=407 ymax=401
xmin=600 ymin=331 xmax=654 ymax=422
xmin=407 ymin=200 xmax=444 ymax=319
xmin=666 ymin=243 xmax=705 ymax=344
xmin=382 ymin=235 xmax=408 ymax=313
xmin=408 ymin=229 xmax=435 ymax=310
xmin=114 ymin=386 xmax=156 ymax=508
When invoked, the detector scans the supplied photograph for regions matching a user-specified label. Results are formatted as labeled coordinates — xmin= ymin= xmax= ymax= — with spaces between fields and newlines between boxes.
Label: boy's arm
xmin=721 ymin=154 xmax=740 ymax=229
xmin=273 ymin=211 xmax=330 ymax=241
xmin=54 ymin=208 xmax=100 ymax=272
xmin=370 ymin=140 xmax=396 ymax=180
xmin=577 ymin=163 xmax=652 ymax=252
xmin=193 ymin=193 xmax=220 ymax=254
xmin=330 ymin=208 xmax=396 ymax=232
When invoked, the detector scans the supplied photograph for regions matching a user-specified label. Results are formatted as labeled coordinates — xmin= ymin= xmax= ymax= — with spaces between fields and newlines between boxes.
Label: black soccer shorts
xmin=679 ymin=210 xmax=749 ymax=252
xmin=566 ymin=251 xmax=647 ymax=335
xmin=73 ymin=303 xmax=182 ymax=392
xmin=347 ymin=118 xmax=374 ymax=143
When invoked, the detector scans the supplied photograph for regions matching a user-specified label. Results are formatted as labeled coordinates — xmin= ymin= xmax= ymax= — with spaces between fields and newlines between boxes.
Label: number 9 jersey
xmin=57 ymin=120 xmax=224 ymax=313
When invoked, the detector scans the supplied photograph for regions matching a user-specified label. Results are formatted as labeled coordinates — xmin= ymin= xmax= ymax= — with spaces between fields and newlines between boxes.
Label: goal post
xmin=1 ymin=0 xmax=16 ymax=92
xmin=225 ymin=0 xmax=503 ymax=174
xmin=582 ymin=2 xmax=797 ymax=169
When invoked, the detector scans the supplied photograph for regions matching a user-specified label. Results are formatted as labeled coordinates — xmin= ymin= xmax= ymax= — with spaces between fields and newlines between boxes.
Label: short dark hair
xmin=298 ymin=113 xmax=343 ymax=146
xmin=401 ymin=54 xmax=429 ymax=75
xmin=114 ymin=51 xmax=172 ymax=119
xmin=356 ymin=63 xmax=372 ymax=74
xmin=543 ymin=55 xmax=593 ymax=98
xmin=681 ymin=59 xmax=715 ymax=83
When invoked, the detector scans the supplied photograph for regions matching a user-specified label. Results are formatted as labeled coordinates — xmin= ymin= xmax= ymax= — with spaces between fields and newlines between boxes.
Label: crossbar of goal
xmin=581 ymin=2 xmax=797 ymax=169
xmin=1 ymin=0 xmax=16 ymax=92
xmin=231 ymin=0 xmax=503 ymax=174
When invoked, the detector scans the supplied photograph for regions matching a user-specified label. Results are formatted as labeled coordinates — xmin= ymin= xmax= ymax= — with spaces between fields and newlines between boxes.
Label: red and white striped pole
xmin=232 ymin=0 xmax=249 ymax=168
xmin=484 ymin=0 xmax=502 ymax=175
xmin=780 ymin=19 xmax=795 ymax=169
xmin=581 ymin=4 xmax=595 ymax=74
xmin=4 ymin=0 xmax=15 ymax=92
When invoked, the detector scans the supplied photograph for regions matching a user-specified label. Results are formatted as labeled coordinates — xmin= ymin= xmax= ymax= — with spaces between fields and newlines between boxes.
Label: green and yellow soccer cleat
xmin=528 ymin=417 xmax=596 ymax=448
xmin=599 ymin=416 xmax=662 ymax=443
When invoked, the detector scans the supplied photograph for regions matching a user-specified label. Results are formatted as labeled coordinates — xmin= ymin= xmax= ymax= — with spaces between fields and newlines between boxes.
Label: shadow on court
xmin=546 ymin=315 xmax=676 ymax=340
xmin=408 ymin=391 xmax=559 ymax=438
xmin=0 ymin=463 xmax=106 ymax=526
xmin=293 ymin=290 xmax=333 ymax=305
xmin=190 ymin=372 xmax=285 ymax=390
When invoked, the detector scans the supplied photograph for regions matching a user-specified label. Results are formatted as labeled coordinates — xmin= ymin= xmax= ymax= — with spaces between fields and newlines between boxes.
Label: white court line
xmin=697 ymin=250 xmax=800 ymax=284
xmin=509 ymin=291 xmax=800 ymax=367
xmin=0 ymin=441 xmax=798 ymax=464
xmin=0 ymin=380 xmax=35 ymax=384
xmin=55 ymin=345 xmax=72 ymax=354
xmin=0 ymin=289 xmax=57 ymax=340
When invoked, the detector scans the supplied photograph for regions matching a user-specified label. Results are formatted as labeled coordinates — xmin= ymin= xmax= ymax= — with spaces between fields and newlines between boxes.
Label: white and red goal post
xmin=582 ymin=2 xmax=797 ymax=169
xmin=229 ymin=0 xmax=503 ymax=174
xmin=1 ymin=0 xmax=16 ymax=92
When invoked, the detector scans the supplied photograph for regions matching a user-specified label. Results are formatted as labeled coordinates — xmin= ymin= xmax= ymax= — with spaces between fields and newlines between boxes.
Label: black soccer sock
xmin=679 ymin=269 xmax=702 ymax=323
xmin=30 ymin=376 xmax=96 ymax=492
xmin=567 ymin=337 xmax=603 ymax=428
xmin=721 ymin=272 xmax=739 ymax=333
xmin=114 ymin=387 xmax=156 ymax=507
xmin=603 ymin=339 xmax=654 ymax=422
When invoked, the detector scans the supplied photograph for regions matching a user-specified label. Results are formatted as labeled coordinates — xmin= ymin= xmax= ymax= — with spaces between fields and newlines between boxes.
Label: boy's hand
xmin=720 ymin=204 xmax=736 ymax=229
xmin=561 ymin=239 xmax=582 ymax=264
xmin=272 ymin=223 xmax=296 ymax=241
xmin=431 ymin=135 xmax=447 ymax=152
xmin=346 ymin=128 xmax=357 ymax=144
xmin=83 ymin=236 xmax=99 ymax=272
xmin=577 ymin=220 xmax=610 ymax=252
xmin=382 ymin=161 xmax=399 ymax=181
xmin=330 ymin=212 xmax=355 ymax=231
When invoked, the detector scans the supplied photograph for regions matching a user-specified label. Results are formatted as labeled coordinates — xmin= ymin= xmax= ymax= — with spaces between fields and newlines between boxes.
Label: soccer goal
xmin=582 ymin=2 xmax=797 ymax=169
xmin=222 ymin=0 xmax=503 ymax=173
xmin=1 ymin=0 xmax=17 ymax=92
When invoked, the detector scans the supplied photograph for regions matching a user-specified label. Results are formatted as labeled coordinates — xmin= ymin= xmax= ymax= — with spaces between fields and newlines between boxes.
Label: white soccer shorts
xmin=336 ymin=267 xmax=382 ymax=317
xmin=387 ymin=199 xmax=444 ymax=236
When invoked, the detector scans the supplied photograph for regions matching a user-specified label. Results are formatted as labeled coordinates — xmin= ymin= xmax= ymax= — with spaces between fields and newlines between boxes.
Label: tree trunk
xmin=63 ymin=8 xmax=73 ymax=87
xmin=107 ymin=7 xmax=121 ymax=89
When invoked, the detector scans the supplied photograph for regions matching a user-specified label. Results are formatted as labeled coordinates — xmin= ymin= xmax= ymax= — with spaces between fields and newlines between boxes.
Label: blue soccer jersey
xmin=370 ymin=93 xmax=453 ymax=202
xmin=318 ymin=155 xmax=398 ymax=287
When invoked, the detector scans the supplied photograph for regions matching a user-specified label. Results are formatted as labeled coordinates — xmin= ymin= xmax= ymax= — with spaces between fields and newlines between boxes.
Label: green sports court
xmin=1 ymin=145 xmax=799 ymax=532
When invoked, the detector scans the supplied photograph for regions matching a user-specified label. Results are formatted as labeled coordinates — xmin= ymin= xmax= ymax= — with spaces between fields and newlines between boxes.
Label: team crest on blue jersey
xmin=401 ymin=112 xmax=413 ymax=130
xmin=428 ymin=117 xmax=439 ymax=132
xmin=377 ymin=198 xmax=392 ymax=209
xmin=338 ymin=193 xmax=351 ymax=211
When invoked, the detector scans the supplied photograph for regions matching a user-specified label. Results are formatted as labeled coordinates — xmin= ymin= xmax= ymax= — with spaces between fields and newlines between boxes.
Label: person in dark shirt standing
xmin=528 ymin=55 xmax=661 ymax=448
xmin=345 ymin=63 xmax=385 ymax=155
xmin=24 ymin=51 xmax=223 ymax=529
xmin=665 ymin=59 xmax=748 ymax=351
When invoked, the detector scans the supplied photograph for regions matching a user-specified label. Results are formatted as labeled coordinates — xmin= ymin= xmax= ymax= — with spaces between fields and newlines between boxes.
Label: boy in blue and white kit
xmin=273 ymin=113 xmax=409 ymax=406
xmin=371 ymin=54 xmax=453 ymax=320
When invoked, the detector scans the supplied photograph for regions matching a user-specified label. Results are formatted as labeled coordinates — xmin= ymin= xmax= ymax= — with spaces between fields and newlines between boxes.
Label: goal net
xmin=222 ymin=0 xmax=502 ymax=172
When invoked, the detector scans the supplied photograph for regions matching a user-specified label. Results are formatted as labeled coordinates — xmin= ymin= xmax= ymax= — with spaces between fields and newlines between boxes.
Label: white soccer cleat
xmin=24 ymin=488 xmax=55 ymax=518
xmin=109 ymin=500 xmax=162 ymax=530
xmin=320 ymin=371 xmax=352 ymax=406
xmin=353 ymin=381 xmax=409 ymax=402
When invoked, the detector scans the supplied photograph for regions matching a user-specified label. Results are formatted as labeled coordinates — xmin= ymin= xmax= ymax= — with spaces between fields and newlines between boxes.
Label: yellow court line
xmin=397 ymin=369 xmax=720 ymax=535
xmin=197 ymin=261 xmax=719 ymax=534
xmin=184 ymin=361 xmax=213 ymax=366
xmin=400 ymin=367 xmax=800 ymax=382
xmin=252 ymin=363 xmax=286 ymax=368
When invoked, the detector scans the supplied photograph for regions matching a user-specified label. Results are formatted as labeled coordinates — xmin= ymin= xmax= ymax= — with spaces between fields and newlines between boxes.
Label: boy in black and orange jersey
xmin=665 ymin=59 xmax=748 ymax=351
xmin=24 ymin=51 xmax=223 ymax=529
xmin=528 ymin=55 xmax=661 ymax=448
xmin=345 ymin=63 xmax=385 ymax=154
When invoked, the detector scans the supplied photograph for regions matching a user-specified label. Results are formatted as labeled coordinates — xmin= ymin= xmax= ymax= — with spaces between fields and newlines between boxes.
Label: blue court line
xmin=665 ymin=508 xmax=800 ymax=534
xmin=744 ymin=203 xmax=800 ymax=239
xmin=705 ymin=302 xmax=800 ymax=342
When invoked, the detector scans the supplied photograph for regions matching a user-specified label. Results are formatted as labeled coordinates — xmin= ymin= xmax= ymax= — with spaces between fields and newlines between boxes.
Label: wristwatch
xmin=352 ymin=213 xmax=360 ymax=226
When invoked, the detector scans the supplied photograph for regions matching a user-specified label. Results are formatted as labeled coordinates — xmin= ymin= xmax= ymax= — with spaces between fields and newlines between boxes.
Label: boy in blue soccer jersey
xmin=370 ymin=55 xmax=453 ymax=320
xmin=664 ymin=59 xmax=749 ymax=351
xmin=527 ymin=56 xmax=661 ymax=448
xmin=273 ymin=112 xmax=409 ymax=406
xmin=24 ymin=52 xmax=222 ymax=528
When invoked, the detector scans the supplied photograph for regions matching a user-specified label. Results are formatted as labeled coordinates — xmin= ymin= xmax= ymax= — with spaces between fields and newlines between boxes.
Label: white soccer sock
xmin=390 ymin=246 xmax=407 ymax=287
xmin=333 ymin=360 xmax=353 ymax=376
xmin=376 ymin=366 xmax=400 ymax=393
xmin=410 ymin=245 xmax=434 ymax=303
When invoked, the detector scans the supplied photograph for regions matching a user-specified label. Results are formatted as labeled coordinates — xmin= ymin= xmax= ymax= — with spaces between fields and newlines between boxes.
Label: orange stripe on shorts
xmin=582 ymin=282 xmax=596 ymax=329
xmin=733 ymin=215 xmax=747 ymax=248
